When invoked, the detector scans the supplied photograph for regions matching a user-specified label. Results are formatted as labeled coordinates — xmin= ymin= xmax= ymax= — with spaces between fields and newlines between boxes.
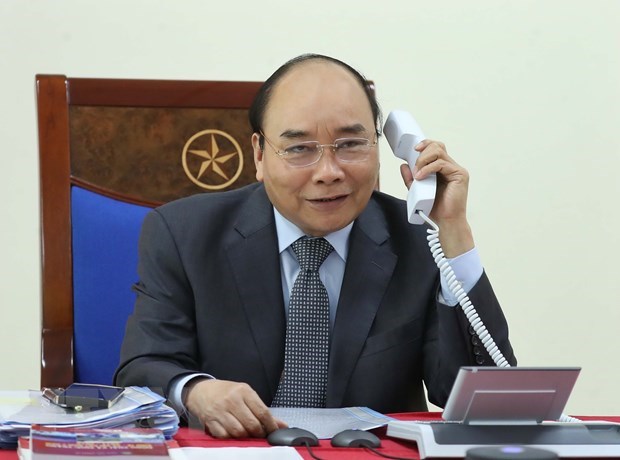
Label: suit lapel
xmin=226 ymin=186 xmax=285 ymax=397
xmin=327 ymin=197 xmax=397 ymax=406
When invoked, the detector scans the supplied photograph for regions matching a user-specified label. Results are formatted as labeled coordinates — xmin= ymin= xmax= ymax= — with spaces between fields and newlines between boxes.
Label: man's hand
xmin=399 ymin=139 xmax=474 ymax=258
xmin=184 ymin=379 xmax=287 ymax=438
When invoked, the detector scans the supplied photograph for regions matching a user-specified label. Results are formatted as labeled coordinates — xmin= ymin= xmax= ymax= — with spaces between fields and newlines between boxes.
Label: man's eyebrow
xmin=338 ymin=123 xmax=369 ymax=136
xmin=279 ymin=124 xmax=370 ymax=140
xmin=279 ymin=129 xmax=309 ymax=140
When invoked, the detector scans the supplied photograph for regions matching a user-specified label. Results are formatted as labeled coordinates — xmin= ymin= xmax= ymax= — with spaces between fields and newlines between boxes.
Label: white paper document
xmin=174 ymin=446 xmax=302 ymax=460
xmin=17 ymin=445 xmax=302 ymax=460
xmin=270 ymin=406 xmax=394 ymax=439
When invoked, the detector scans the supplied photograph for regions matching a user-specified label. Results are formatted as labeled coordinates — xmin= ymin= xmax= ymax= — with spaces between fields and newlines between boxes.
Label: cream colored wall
xmin=1 ymin=0 xmax=619 ymax=416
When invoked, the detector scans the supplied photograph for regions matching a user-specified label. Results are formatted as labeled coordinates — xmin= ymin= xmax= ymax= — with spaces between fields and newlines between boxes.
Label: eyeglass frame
xmin=258 ymin=131 xmax=378 ymax=168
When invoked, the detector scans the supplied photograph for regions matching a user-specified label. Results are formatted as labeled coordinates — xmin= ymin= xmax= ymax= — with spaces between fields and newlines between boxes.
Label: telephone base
xmin=387 ymin=420 xmax=620 ymax=458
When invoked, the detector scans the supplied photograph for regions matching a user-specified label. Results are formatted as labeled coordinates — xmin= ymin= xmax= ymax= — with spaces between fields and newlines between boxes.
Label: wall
xmin=1 ymin=0 xmax=619 ymax=415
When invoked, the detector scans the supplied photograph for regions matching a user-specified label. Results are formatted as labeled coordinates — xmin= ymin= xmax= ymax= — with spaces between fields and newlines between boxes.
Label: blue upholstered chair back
xmin=71 ymin=187 xmax=150 ymax=384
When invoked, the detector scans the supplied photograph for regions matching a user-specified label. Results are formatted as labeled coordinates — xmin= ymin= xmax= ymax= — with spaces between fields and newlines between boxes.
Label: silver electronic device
xmin=387 ymin=367 xmax=620 ymax=458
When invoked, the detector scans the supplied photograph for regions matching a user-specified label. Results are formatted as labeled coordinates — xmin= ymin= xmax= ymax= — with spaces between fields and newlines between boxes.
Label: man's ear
xmin=252 ymin=132 xmax=264 ymax=182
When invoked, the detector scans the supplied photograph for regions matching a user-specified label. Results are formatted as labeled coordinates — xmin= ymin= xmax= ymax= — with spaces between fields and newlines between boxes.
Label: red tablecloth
xmin=2 ymin=413 xmax=619 ymax=460
xmin=174 ymin=411 xmax=442 ymax=459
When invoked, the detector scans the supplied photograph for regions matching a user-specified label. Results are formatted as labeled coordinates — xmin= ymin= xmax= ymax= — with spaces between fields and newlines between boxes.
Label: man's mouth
xmin=310 ymin=194 xmax=347 ymax=203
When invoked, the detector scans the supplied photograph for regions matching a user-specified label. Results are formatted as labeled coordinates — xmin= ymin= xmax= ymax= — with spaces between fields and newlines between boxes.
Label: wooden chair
xmin=36 ymin=75 xmax=262 ymax=388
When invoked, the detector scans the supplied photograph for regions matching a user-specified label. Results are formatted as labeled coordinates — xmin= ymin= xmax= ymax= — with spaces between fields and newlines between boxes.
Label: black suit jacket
xmin=115 ymin=183 xmax=515 ymax=412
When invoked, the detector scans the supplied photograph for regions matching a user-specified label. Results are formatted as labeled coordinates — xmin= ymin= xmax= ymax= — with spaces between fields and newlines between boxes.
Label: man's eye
xmin=337 ymin=139 xmax=367 ymax=150
xmin=286 ymin=144 xmax=315 ymax=155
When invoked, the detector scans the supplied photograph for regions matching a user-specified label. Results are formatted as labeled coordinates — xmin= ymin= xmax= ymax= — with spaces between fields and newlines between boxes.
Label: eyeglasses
xmin=260 ymin=131 xmax=377 ymax=168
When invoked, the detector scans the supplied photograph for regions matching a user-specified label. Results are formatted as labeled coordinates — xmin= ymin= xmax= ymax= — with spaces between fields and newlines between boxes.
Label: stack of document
xmin=0 ymin=387 xmax=179 ymax=449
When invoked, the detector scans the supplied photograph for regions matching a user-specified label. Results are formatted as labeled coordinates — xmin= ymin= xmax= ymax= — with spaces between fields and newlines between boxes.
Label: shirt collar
xmin=273 ymin=207 xmax=352 ymax=262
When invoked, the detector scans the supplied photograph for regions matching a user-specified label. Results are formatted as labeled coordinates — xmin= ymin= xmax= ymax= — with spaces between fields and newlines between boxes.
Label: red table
xmin=2 ymin=413 xmax=619 ymax=460
xmin=173 ymin=411 xmax=441 ymax=459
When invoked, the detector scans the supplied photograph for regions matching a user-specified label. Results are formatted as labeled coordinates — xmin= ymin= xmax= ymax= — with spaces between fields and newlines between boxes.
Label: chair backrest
xmin=36 ymin=75 xmax=262 ymax=388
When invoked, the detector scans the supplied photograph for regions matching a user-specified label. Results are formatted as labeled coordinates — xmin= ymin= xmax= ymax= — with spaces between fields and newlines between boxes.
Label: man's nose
xmin=312 ymin=148 xmax=345 ymax=182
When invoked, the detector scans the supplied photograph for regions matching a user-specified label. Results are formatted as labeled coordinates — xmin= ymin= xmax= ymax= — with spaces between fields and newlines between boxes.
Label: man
xmin=115 ymin=53 xmax=515 ymax=439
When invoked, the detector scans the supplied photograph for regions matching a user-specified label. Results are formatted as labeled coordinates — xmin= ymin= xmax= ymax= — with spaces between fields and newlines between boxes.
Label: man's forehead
xmin=263 ymin=61 xmax=373 ymax=130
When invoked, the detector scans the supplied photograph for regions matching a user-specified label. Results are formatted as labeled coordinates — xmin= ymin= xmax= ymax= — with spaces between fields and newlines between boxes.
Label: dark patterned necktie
xmin=272 ymin=237 xmax=334 ymax=407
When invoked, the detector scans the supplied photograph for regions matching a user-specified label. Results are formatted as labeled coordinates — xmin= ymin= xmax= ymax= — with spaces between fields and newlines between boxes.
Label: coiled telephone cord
xmin=418 ymin=211 xmax=579 ymax=423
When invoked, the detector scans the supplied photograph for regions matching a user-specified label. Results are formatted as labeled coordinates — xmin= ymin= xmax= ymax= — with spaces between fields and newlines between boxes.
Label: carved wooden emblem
xmin=182 ymin=129 xmax=245 ymax=190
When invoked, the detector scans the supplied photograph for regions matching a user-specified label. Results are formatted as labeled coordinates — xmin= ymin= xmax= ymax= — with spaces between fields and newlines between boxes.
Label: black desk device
xmin=267 ymin=427 xmax=319 ymax=447
xmin=387 ymin=367 xmax=620 ymax=458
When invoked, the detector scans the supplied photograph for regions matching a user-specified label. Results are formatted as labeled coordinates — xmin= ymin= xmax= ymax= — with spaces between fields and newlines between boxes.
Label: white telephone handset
xmin=383 ymin=110 xmax=436 ymax=224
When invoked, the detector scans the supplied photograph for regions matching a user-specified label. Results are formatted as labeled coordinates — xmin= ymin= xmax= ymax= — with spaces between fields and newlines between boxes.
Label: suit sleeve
xmin=114 ymin=209 xmax=201 ymax=395
xmin=424 ymin=271 xmax=517 ymax=407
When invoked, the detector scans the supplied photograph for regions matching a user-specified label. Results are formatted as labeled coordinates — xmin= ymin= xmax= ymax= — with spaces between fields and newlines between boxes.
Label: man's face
xmin=253 ymin=61 xmax=379 ymax=237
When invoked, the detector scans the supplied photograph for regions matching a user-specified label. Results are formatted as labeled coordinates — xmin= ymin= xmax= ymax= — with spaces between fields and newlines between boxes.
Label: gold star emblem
xmin=182 ymin=129 xmax=244 ymax=190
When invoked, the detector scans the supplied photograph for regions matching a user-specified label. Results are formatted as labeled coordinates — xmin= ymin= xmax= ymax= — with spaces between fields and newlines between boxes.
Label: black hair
xmin=248 ymin=53 xmax=382 ymax=149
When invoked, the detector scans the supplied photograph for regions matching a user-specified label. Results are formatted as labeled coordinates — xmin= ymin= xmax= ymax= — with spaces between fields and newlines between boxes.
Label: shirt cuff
xmin=438 ymin=247 xmax=483 ymax=306
xmin=168 ymin=373 xmax=213 ymax=416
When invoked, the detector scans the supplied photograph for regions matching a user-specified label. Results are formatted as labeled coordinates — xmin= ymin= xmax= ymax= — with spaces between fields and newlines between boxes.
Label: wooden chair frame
xmin=36 ymin=76 xmax=262 ymax=388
